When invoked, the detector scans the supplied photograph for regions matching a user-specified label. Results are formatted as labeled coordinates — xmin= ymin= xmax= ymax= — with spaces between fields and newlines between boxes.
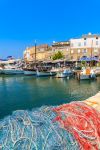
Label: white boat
xmin=3 ymin=64 xmax=24 ymax=75
xmin=3 ymin=69 xmax=24 ymax=75
xmin=56 ymin=69 xmax=73 ymax=78
xmin=94 ymin=67 xmax=100 ymax=76
xmin=56 ymin=72 xmax=67 ymax=78
xmin=24 ymin=70 xmax=36 ymax=75
xmin=0 ymin=67 xmax=3 ymax=74
xmin=36 ymin=67 xmax=57 ymax=77
xmin=50 ymin=71 xmax=57 ymax=76
xmin=77 ymin=68 xmax=96 ymax=80
xmin=36 ymin=70 xmax=51 ymax=77
xmin=36 ymin=65 xmax=57 ymax=77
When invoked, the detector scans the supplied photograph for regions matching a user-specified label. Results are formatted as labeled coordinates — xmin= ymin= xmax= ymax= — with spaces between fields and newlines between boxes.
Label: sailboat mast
xmin=90 ymin=39 xmax=93 ymax=68
xmin=35 ymin=40 xmax=36 ymax=63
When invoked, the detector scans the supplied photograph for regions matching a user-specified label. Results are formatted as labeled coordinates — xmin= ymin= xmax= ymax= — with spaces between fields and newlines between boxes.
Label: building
xmin=52 ymin=41 xmax=71 ymax=60
xmin=24 ymin=33 xmax=100 ymax=63
xmin=70 ymin=33 xmax=100 ymax=61
xmin=24 ymin=44 xmax=52 ymax=62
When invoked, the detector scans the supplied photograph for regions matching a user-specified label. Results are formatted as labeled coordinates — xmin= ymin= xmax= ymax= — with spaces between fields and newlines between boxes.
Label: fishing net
xmin=0 ymin=106 xmax=79 ymax=150
xmin=0 ymin=102 xmax=100 ymax=150
xmin=53 ymin=102 xmax=100 ymax=150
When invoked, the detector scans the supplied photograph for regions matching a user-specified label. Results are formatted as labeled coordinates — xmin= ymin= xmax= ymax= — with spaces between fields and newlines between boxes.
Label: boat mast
xmin=35 ymin=40 xmax=36 ymax=63
xmin=90 ymin=39 xmax=93 ymax=67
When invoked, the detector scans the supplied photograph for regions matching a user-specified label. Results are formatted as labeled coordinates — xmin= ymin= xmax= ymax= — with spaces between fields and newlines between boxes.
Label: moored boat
xmin=77 ymin=68 xmax=96 ymax=80
xmin=23 ymin=69 xmax=36 ymax=76
xmin=0 ymin=67 xmax=3 ymax=74
xmin=36 ymin=70 xmax=51 ymax=77
xmin=56 ymin=69 xmax=73 ymax=78
xmin=3 ymin=64 xmax=24 ymax=75
xmin=36 ymin=66 xmax=57 ymax=77
xmin=3 ymin=69 xmax=24 ymax=75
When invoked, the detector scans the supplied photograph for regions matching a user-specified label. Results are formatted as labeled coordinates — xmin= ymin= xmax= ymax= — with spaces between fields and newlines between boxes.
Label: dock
xmin=84 ymin=91 xmax=100 ymax=112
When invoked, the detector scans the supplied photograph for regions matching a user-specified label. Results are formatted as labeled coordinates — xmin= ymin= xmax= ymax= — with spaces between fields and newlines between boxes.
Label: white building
xmin=69 ymin=33 xmax=100 ymax=60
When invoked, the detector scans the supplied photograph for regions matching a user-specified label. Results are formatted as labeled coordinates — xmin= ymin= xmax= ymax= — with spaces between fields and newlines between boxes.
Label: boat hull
xmin=50 ymin=72 xmax=57 ymax=76
xmin=24 ymin=71 xmax=36 ymax=76
xmin=56 ymin=73 xmax=67 ymax=78
xmin=3 ymin=69 xmax=24 ymax=75
xmin=56 ymin=72 xmax=72 ymax=78
xmin=79 ymin=74 xmax=96 ymax=80
xmin=36 ymin=71 xmax=51 ymax=77
xmin=0 ymin=69 xmax=3 ymax=74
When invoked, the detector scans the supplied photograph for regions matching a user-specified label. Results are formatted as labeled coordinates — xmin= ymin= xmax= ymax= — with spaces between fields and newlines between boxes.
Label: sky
xmin=0 ymin=0 xmax=100 ymax=58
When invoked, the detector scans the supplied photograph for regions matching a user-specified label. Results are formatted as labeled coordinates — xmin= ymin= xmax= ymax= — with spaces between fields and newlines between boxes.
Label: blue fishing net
xmin=0 ymin=106 xmax=79 ymax=150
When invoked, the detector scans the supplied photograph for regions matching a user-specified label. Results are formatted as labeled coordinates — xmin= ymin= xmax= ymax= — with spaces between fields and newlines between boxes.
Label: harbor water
xmin=0 ymin=75 xmax=100 ymax=119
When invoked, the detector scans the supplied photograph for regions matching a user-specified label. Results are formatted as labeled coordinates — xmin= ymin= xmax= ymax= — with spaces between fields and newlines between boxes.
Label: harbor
xmin=0 ymin=0 xmax=100 ymax=149
xmin=0 ymin=74 xmax=100 ymax=120
xmin=0 ymin=82 xmax=100 ymax=149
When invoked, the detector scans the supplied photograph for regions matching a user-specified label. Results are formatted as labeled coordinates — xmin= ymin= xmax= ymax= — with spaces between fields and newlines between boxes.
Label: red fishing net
xmin=52 ymin=102 xmax=100 ymax=150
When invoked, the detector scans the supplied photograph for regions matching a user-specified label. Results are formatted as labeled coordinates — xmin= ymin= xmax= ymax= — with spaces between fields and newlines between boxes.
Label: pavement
xmin=84 ymin=91 xmax=100 ymax=112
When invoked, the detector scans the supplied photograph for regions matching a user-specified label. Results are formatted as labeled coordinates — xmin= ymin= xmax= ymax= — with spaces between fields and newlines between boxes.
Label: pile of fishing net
xmin=0 ymin=101 xmax=100 ymax=150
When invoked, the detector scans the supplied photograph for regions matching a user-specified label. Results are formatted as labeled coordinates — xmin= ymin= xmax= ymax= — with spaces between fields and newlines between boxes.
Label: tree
xmin=81 ymin=60 xmax=87 ymax=67
xmin=52 ymin=51 xmax=64 ymax=60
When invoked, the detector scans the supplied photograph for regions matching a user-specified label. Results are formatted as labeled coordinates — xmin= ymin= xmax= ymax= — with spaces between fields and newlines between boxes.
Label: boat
xmin=0 ymin=67 xmax=3 ymax=74
xmin=4 ymin=69 xmax=23 ymax=75
xmin=56 ymin=69 xmax=73 ymax=78
xmin=23 ymin=68 xmax=36 ymax=76
xmin=94 ymin=67 xmax=100 ymax=76
xmin=3 ymin=64 xmax=24 ymax=75
xmin=36 ymin=66 xmax=57 ymax=77
xmin=77 ymin=68 xmax=96 ymax=80
xmin=36 ymin=70 xmax=51 ymax=77
xmin=50 ymin=71 xmax=57 ymax=76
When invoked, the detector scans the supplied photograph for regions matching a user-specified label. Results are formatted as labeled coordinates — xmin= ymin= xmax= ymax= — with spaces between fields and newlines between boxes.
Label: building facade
xmin=23 ymin=44 xmax=52 ymax=62
xmin=52 ymin=41 xmax=70 ymax=60
xmin=23 ymin=33 xmax=100 ymax=62
xmin=70 ymin=33 xmax=100 ymax=61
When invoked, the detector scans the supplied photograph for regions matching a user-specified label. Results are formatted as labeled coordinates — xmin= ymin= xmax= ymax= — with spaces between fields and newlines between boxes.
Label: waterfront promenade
xmin=84 ymin=91 xmax=100 ymax=112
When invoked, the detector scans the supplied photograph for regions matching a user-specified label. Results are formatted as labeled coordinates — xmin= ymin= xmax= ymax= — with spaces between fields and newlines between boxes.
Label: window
xmin=71 ymin=56 xmax=73 ymax=60
xmin=96 ymin=37 xmax=98 ymax=39
xmin=71 ymin=50 xmax=73 ymax=53
xmin=78 ymin=49 xmax=80 ymax=53
xmin=78 ymin=42 xmax=81 ymax=46
xmin=96 ymin=41 xmax=98 ymax=45
xmin=94 ymin=49 xmax=98 ymax=53
xmin=66 ymin=48 xmax=69 ymax=51
xmin=84 ymin=42 xmax=86 ymax=46
xmin=83 ymin=49 xmax=87 ymax=53
xmin=77 ymin=56 xmax=80 ymax=60
xmin=71 ymin=43 xmax=74 ymax=47
xmin=84 ymin=38 xmax=86 ymax=40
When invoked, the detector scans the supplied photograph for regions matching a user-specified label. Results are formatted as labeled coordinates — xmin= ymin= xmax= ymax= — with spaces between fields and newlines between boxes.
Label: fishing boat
xmin=37 ymin=71 xmax=56 ymax=77
xmin=0 ymin=70 xmax=2 ymax=74
xmin=2 ymin=64 xmax=23 ymax=75
xmin=36 ymin=66 xmax=57 ymax=77
xmin=4 ymin=69 xmax=24 ymax=75
xmin=77 ymin=68 xmax=96 ymax=80
xmin=56 ymin=69 xmax=73 ymax=78
xmin=36 ymin=70 xmax=50 ymax=77
xmin=23 ymin=68 xmax=36 ymax=75
xmin=94 ymin=67 xmax=100 ymax=76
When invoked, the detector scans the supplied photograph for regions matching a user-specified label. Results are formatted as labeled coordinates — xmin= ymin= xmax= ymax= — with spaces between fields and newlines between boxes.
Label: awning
xmin=80 ymin=56 xmax=99 ymax=61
